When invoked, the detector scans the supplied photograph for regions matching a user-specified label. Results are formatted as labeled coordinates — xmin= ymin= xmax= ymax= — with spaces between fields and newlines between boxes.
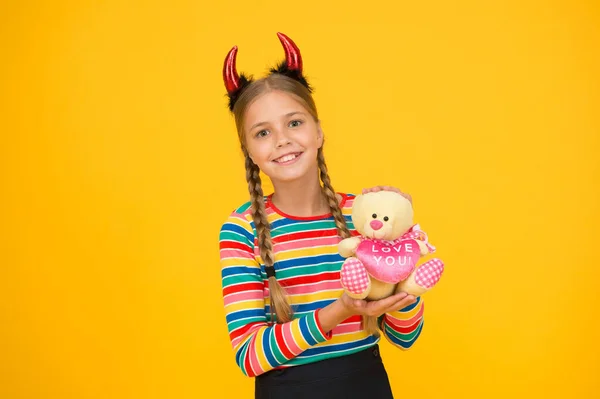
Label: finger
xmin=401 ymin=192 xmax=413 ymax=203
xmin=386 ymin=296 xmax=417 ymax=313
xmin=392 ymin=291 xmax=409 ymax=300
xmin=384 ymin=295 xmax=414 ymax=312
xmin=377 ymin=292 xmax=408 ymax=308
xmin=383 ymin=186 xmax=400 ymax=193
xmin=364 ymin=301 xmax=387 ymax=317
xmin=362 ymin=186 xmax=381 ymax=194
xmin=366 ymin=293 xmax=407 ymax=315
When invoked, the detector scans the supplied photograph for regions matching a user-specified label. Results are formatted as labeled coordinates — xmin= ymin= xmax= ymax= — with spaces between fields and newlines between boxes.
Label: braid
xmin=317 ymin=147 xmax=381 ymax=335
xmin=317 ymin=147 xmax=352 ymax=239
xmin=317 ymin=148 xmax=381 ymax=335
xmin=245 ymin=155 xmax=275 ymax=265
xmin=244 ymin=151 xmax=293 ymax=324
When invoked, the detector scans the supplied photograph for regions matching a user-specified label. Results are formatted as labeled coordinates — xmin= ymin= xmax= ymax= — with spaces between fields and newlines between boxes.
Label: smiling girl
xmin=219 ymin=33 xmax=425 ymax=399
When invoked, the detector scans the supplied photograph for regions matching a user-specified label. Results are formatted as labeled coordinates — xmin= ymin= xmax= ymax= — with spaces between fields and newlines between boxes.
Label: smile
xmin=272 ymin=152 xmax=303 ymax=164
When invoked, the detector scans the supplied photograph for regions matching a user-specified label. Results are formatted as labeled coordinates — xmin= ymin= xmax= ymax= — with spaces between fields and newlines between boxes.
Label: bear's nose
xmin=370 ymin=220 xmax=383 ymax=230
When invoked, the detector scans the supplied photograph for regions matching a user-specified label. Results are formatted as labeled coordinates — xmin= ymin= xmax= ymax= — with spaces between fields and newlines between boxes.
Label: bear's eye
xmin=372 ymin=214 xmax=377 ymax=219
xmin=383 ymin=216 xmax=389 ymax=222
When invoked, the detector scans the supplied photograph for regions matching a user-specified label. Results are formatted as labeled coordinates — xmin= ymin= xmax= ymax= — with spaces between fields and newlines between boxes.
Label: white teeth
xmin=275 ymin=154 xmax=297 ymax=163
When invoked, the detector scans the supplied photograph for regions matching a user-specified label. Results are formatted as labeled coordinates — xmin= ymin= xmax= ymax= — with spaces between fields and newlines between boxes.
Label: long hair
xmin=233 ymin=73 xmax=352 ymax=323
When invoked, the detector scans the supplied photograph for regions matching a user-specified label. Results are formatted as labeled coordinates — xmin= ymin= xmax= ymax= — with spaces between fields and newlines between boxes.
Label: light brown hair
xmin=233 ymin=73 xmax=352 ymax=323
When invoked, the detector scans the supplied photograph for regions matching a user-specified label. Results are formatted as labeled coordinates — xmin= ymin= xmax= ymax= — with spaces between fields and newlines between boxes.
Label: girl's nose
xmin=370 ymin=220 xmax=383 ymax=230
xmin=275 ymin=131 xmax=291 ymax=147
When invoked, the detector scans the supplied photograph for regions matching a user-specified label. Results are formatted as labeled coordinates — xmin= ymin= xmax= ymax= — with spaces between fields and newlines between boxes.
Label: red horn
xmin=223 ymin=46 xmax=240 ymax=93
xmin=277 ymin=32 xmax=303 ymax=72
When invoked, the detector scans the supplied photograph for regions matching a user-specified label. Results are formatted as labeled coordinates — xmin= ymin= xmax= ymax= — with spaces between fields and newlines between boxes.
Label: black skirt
xmin=254 ymin=344 xmax=394 ymax=399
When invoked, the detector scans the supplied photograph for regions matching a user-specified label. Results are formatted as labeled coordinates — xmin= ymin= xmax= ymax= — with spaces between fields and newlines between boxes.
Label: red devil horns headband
xmin=277 ymin=32 xmax=303 ymax=72
xmin=222 ymin=32 xmax=311 ymax=112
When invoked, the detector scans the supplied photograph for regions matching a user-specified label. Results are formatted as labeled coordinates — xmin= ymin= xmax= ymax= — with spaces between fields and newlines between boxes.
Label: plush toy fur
xmin=338 ymin=191 xmax=445 ymax=333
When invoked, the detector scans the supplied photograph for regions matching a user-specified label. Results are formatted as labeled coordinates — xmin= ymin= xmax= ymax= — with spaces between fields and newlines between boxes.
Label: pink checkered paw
xmin=415 ymin=258 xmax=444 ymax=289
xmin=340 ymin=258 xmax=370 ymax=296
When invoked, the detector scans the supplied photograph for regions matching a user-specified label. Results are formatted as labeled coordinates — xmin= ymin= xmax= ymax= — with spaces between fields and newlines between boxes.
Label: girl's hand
xmin=340 ymin=292 xmax=417 ymax=318
xmin=361 ymin=185 xmax=412 ymax=205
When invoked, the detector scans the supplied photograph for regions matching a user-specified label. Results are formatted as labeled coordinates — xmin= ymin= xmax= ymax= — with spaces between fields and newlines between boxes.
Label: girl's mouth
xmin=272 ymin=152 xmax=303 ymax=165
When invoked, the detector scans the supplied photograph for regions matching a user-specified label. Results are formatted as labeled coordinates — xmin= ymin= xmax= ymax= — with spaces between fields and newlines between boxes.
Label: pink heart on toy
xmin=355 ymin=239 xmax=421 ymax=284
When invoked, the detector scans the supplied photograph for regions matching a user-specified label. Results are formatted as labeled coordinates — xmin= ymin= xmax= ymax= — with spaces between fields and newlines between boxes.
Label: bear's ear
xmin=390 ymin=195 xmax=415 ymax=237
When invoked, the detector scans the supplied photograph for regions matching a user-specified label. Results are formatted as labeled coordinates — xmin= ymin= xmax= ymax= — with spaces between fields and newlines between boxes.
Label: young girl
xmin=219 ymin=33 xmax=424 ymax=399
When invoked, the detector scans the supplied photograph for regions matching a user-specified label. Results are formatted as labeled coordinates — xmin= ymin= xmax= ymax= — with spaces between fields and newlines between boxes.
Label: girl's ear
xmin=245 ymin=148 xmax=255 ymax=163
xmin=317 ymin=121 xmax=324 ymax=148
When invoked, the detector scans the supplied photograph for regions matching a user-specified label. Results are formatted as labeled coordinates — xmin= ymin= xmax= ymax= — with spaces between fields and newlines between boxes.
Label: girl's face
xmin=243 ymin=90 xmax=323 ymax=184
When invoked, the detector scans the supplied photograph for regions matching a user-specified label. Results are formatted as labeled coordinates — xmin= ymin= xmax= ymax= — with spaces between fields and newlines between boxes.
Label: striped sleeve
xmin=220 ymin=210 xmax=332 ymax=377
xmin=379 ymin=296 xmax=424 ymax=350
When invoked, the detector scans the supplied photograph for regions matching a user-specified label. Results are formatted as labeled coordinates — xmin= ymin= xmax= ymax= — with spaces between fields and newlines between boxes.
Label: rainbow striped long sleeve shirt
xmin=219 ymin=193 xmax=425 ymax=377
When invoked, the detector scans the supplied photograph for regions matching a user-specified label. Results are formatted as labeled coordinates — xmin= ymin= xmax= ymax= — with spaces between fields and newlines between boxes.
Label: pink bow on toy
xmin=400 ymin=224 xmax=436 ymax=253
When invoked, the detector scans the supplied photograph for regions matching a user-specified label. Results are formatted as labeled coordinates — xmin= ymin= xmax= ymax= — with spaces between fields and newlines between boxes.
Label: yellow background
xmin=1 ymin=0 xmax=599 ymax=398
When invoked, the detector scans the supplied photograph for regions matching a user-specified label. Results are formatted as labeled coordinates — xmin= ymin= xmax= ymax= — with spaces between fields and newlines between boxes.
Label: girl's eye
xmin=289 ymin=120 xmax=303 ymax=128
xmin=256 ymin=130 xmax=269 ymax=138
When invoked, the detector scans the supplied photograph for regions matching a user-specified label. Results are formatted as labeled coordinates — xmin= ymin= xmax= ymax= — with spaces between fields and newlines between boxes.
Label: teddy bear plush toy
xmin=339 ymin=191 xmax=445 ymax=304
